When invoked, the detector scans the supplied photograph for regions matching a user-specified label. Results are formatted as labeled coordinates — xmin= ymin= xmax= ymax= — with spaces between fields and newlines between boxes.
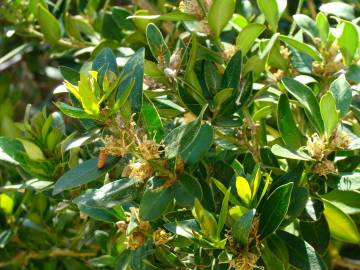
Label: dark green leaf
xmin=259 ymin=183 xmax=293 ymax=239
xmin=36 ymin=5 xmax=61 ymax=45
xmin=221 ymin=51 xmax=242 ymax=90
xmin=330 ymin=74 xmax=352 ymax=118
xmin=116 ymin=48 xmax=145 ymax=115
xmin=277 ymin=94 xmax=303 ymax=148
xmin=53 ymin=157 xmax=119 ymax=195
xmin=232 ymin=209 xmax=255 ymax=245
xmin=282 ymin=77 xmax=324 ymax=134
xmin=73 ymin=178 xmax=139 ymax=208
xmin=173 ymin=173 xmax=203 ymax=207
xmin=139 ymin=177 xmax=173 ymax=221
xmin=146 ymin=23 xmax=170 ymax=65
xmin=92 ymin=47 xmax=118 ymax=85
xmin=277 ymin=230 xmax=327 ymax=270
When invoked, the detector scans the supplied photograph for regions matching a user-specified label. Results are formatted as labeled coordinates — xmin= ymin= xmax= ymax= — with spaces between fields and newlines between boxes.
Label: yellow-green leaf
xmin=323 ymin=199 xmax=360 ymax=244
xmin=236 ymin=176 xmax=252 ymax=207
xmin=36 ymin=5 xmax=61 ymax=45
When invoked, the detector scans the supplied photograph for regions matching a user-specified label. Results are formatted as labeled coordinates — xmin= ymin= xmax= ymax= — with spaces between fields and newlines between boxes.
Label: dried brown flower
xmin=153 ymin=228 xmax=171 ymax=246
xmin=306 ymin=134 xmax=327 ymax=160
xmin=313 ymin=159 xmax=336 ymax=176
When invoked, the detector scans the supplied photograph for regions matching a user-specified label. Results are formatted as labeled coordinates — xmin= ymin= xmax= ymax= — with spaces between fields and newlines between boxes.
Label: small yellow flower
xmin=306 ymin=134 xmax=327 ymax=160
xmin=153 ymin=228 xmax=171 ymax=246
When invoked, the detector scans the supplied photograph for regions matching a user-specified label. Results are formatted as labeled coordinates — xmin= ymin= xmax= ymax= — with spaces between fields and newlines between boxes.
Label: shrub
xmin=0 ymin=0 xmax=360 ymax=269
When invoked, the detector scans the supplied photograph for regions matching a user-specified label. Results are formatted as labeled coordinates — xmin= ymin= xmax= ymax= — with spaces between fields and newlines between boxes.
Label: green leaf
xmin=55 ymin=102 xmax=97 ymax=119
xmin=236 ymin=176 xmax=252 ymax=207
xmin=173 ymin=174 xmax=203 ymax=207
xmin=112 ymin=7 xmax=135 ymax=31
xmin=337 ymin=21 xmax=359 ymax=65
xmin=316 ymin=12 xmax=329 ymax=44
xmin=116 ymin=48 xmax=145 ymax=115
xmin=217 ymin=188 xmax=230 ymax=238
xmin=0 ymin=137 xmax=25 ymax=165
xmin=146 ymin=23 xmax=170 ymax=65
xmin=299 ymin=214 xmax=330 ymax=255
xmin=208 ymin=0 xmax=235 ymax=37
xmin=128 ymin=11 xmax=197 ymax=21
xmin=139 ymin=177 xmax=173 ymax=221
xmin=319 ymin=2 xmax=355 ymax=20
xmin=78 ymin=72 xmax=100 ymax=115
xmin=236 ymin=24 xmax=266 ymax=55
xmin=257 ymin=0 xmax=279 ymax=32
xmin=92 ymin=47 xmax=118 ymax=85
xmin=36 ymin=5 xmax=61 ymax=45
xmin=293 ymin=14 xmax=318 ymax=38
xmin=320 ymin=91 xmax=339 ymax=136
xmin=271 ymin=144 xmax=313 ymax=161
xmin=181 ymin=124 xmax=214 ymax=164
xmin=259 ymin=183 xmax=293 ymax=239
xmin=59 ymin=66 xmax=80 ymax=85
xmin=279 ymin=35 xmax=322 ymax=61
xmin=282 ymin=77 xmax=324 ymax=134
xmin=277 ymin=230 xmax=327 ymax=270
xmin=330 ymin=75 xmax=352 ymax=118
xmin=232 ymin=209 xmax=256 ymax=245
xmin=78 ymin=205 xmax=119 ymax=223
xmin=141 ymin=96 xmax=164 ymax=143
xmin=322 ymin=199 xmax=360 ymax=244
xmin=321 ymin=190 xmax=360 ymax=215
xmin=193 ymin=199 xmax=218 ymax=240
xmin=53 ymin=158 xmax=119 ymax=195
xmin=73 ymin=179 xmax=139 ymax=208
xmin=221 ymin=51 xmax=242 ymax=90
xmin=277 ymin=94 xmax=303 ymax=148
xmin=88 ymin=255 xmax=115 ymax=267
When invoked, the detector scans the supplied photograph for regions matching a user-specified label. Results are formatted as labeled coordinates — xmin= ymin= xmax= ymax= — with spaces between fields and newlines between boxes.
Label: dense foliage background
xmin=0 ymin=0 xmax=360 ymax=269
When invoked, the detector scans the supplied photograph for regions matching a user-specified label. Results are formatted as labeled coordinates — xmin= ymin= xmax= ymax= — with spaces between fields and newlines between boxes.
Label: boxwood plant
xmin=0 ymin=0 xmax=360 ymax=269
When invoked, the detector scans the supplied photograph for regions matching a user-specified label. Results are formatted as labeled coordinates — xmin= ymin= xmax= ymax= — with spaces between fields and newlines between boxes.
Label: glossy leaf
xmin=53 ymin=158 xmax=119 ymax=195
xmin=236 ymin=24 xmax=266 ymax=55
xmin=139 ymin=178 xmax=173 ymax=221
xmin=235 ymin=176 xmax=252 ymax=207
xmin=36 ymin=5 xmax=61 ymax=45
xmin=282 ymin=77 xmax=324 ymax=134
xmin=73 ymin=179 xmax=139 ymax=208
xmin=322 ymin=199 xmax=360 ymax=244
xmin=92 ymin=47 xmax=118 ymax=85
xmin=146 ymin=23 xmax=170 ymax=65
xmin=193 ymin=199 xmax=218 ymax=240
xmin=330 ymin=74 xmax=352 ymax=118
xmin=271 ymin=144 xmax=313 ymax=161
xmin=320 ymin=91 xmax=339 ymax=136
xmin=221 ymin=51 xmax=242 ymax=90
xmin=316 ymin=12 xmax=329 ymax=43
xmin=337 ymin=21 xmax=359 ymax=65
xmin=208 ymin=0 xmax=235 ymax=37
xmin=257 ymin=0 xmax=279 ymax=32
xmin=116 ymin=48 xmax=145 ymax=115
xmin=277 ymin=230 xmax=327 ymax=270
xmin=232 ymin=209 xmax=255 ymax=245
xmin=277 ymin=94 xmax=303 ymax=148
xmin=293 ymin=14 xmax=318 ymax=38
xmin=173 ymin=174 xmax=203 ymax=207
xmin=321 ymin=190 xmax=360 ymax=215
xmin=259 ymin=183 xmax=293 ymax=239
xmin=279 ymin=35 xmax=322 ymax=61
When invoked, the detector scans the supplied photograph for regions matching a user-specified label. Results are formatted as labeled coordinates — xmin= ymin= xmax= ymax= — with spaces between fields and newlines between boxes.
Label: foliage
xmin=1 ymin=0 xmax=360 ymax=269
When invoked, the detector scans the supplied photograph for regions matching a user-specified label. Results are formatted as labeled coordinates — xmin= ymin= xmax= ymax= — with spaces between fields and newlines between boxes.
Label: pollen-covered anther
xmin=179 ymin=0 xmax=203 ymax=18
xmin=125 ymin=232 xmax=146 ymax=250
xmin=101 ymin=135 xmax=132 ymax=157
xmin=138 ymin=139 xmax=162 ymax=160
xmin=116 ymin=220 xmax=128 ymax=233
xmin=306 ymin=134 xmax=327 ymax=160
xmin=280 ymin=45 xmax=290 ymax=60
xmin=125 ymin=161 xmax=153 ymax=182
xmin=153 ymin=228 xmax=171 ymax=246
xmin=313 ymin=159 xmax=336 ymax=176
